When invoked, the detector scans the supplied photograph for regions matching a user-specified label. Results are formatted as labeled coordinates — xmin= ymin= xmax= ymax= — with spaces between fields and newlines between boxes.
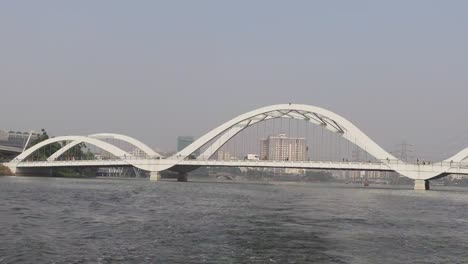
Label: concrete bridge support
xmin=149 ymin=171 xmax=161 ymax=181
xmin=177 ymin=172 xmax=188 ymax=182
xmin=414 ymin=179 xmax=430 ymax=191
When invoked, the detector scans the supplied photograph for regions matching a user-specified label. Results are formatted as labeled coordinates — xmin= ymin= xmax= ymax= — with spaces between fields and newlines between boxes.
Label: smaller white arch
xmin=89 ymin=133 xmax=161 ymax=158
xmin=47 ymin=140 xmax=83 ymax=161
xmin=46 ymin=138 xmax=133 ymax=161
xmin=13 ymin=136 xmax=131 ymax=163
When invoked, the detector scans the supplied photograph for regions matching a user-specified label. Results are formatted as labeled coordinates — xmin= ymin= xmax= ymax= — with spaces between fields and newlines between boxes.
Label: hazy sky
xmin=1 ymin=1 xmax=467 ymax=160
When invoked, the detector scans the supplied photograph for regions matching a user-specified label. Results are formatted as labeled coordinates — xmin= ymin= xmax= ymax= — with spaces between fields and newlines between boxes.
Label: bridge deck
xmin=13 ymin=159 xmax=392 ymax=171
xmin=11 ymin=158 xmax=468 ymax=175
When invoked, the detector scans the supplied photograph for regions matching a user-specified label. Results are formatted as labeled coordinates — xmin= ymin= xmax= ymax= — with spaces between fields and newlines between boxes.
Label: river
xmin=0 ymin=176 xmax=467 ymax=263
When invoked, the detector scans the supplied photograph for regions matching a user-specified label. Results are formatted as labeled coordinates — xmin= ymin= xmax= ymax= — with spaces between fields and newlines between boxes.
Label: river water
xmin=0 ymin=176 xmax=467 ymax=264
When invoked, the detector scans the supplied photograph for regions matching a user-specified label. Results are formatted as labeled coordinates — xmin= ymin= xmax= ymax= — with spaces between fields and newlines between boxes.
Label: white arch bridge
xmin=5 ymin=104 xmax=468 ymax=190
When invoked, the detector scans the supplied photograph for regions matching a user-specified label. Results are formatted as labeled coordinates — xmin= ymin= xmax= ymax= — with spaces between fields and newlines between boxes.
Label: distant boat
xmin=363 ymin=180 xmax=370 ymax=187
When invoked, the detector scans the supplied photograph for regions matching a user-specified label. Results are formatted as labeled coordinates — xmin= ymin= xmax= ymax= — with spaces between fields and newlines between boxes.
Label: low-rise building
xmin=0 ymin=130 xmax=39 ymax=149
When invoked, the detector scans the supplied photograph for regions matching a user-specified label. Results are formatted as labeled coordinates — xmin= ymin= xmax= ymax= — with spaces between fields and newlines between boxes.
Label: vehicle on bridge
xmin=245 ymin=154 xmax=260 ymax=161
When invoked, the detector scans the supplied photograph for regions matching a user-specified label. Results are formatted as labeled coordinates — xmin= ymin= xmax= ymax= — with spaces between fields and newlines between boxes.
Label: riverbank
xmin=0 ymin=164 xmax=12 ymax=176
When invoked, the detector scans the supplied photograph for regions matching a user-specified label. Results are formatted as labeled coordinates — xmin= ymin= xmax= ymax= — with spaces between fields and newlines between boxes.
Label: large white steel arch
xmin=174 ymin=104 xmax=397 ymax=162
xmin=12 ymin=136 xmax=131 ymax=163
xmin=89 ymin=133 xmax=161 ymax=158
xmin=167 ymin=103 xmax=454 ymax=180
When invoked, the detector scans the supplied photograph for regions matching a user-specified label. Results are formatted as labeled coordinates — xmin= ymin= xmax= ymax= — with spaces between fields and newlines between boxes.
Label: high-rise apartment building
xmin=177 ymin=136 xmax=200 ymax=157
xmin=177 ymin=136 xmax=194 ymax=151
xmin=260 ymin=134 xmax=307 ymax=161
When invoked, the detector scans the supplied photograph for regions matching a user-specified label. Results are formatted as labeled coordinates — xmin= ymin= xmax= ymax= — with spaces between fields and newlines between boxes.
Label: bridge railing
xmin=14 ymin=155 xmax=468 ymax=169
xmin=191 ymin=157 xmax=468 ymax=168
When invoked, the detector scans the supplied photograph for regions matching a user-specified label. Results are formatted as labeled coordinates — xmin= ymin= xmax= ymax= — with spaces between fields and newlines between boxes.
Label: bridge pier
xmin=414 ymin=180 xmax=430 ymax=191
xmin=177 ymin=172 xmax=188 ymax=182
xmin=149 ymin=171 xmax=161 ymax=181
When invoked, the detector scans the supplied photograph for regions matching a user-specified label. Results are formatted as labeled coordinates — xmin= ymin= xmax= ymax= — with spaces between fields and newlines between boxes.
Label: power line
xmin=392 ymin=141 xmax=414 ymax=162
